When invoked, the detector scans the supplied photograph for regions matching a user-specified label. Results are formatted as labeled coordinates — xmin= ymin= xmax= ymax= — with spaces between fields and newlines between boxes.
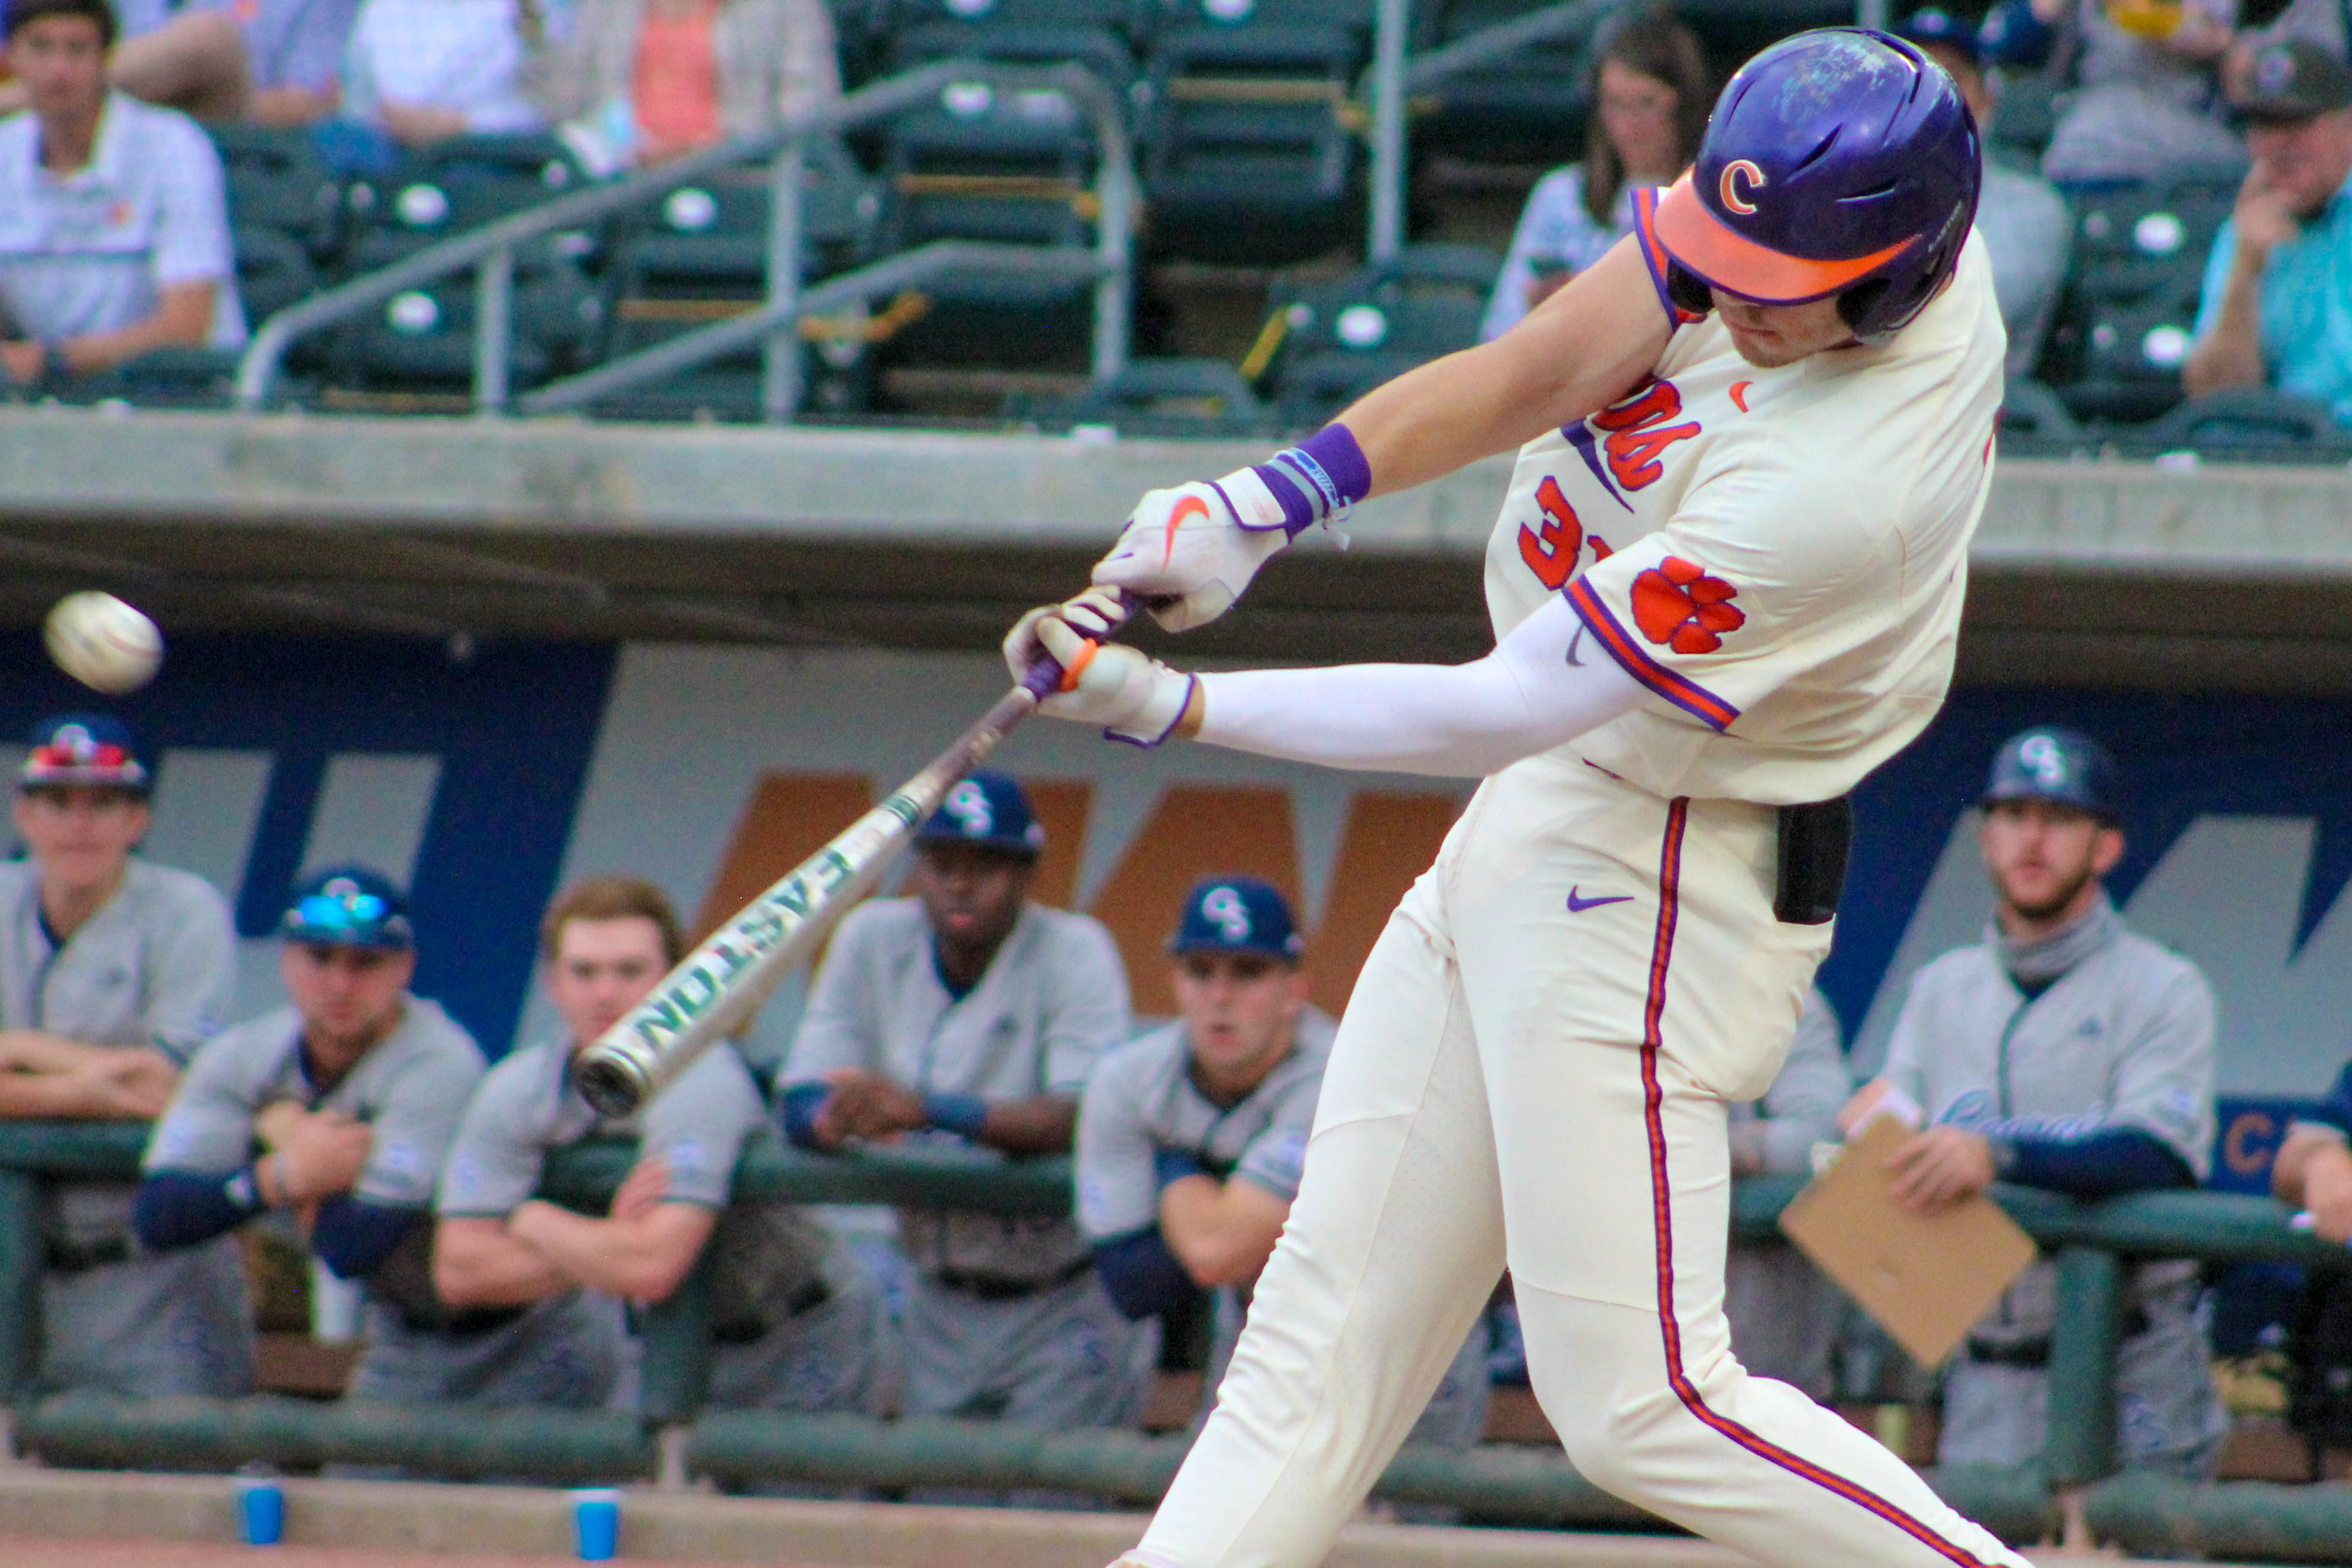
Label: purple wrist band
xmin=1249 ymin=423 xmax=1371 ymax=540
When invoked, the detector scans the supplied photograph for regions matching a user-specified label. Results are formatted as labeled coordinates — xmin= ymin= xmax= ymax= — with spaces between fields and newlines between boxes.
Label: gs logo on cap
xmin=1201 ymin=886 xmax=1253 ymax=943
xmin=2017 ymin=733 xmax=2070 ymax=788
xmin=943 ymin=780 xmax=995 ymax=837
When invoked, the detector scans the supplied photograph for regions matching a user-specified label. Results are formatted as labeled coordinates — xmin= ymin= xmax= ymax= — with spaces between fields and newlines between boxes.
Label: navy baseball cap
xmin=915 ymin=771 xmax=1045 ymax=859
xmin=21 ymin=714 xmax=150 ymax=794
xmin=280 ymin=865 xmax=416 ymax=950
xmin=1169 ymin=876 xmax=1305 ymax=961
xmin=1982 ymin=726 xmax=2120 ymax=822
xmin=1897 ymin=8 xmax=1983 ymax=66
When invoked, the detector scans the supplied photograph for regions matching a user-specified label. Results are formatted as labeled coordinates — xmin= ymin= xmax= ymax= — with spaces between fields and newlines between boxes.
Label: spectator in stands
xmin=0 ymin=714 xmax=243 ymax=1398
xmin=1479 ymin=7 xmax=1707 ymax=340
xmin=0 ymin=0 xmax=247 ymax=388
xmin=1077 ymin=877 xmax=1490 ymax=1446
xmin=134 ymin=867 xmax=493 ymax=1408
xmin=782 ymin=773 xmax=1152 ymax=1434
xmin=1724 ymin=987 xmax=1850 ymax=1402
xmin=1841 ymin=727 xmax=2225 ymax=1478
xmin=341 ymin=0 xmax=553 ymax=153
xmin=538 ymin=0 xmax=838 ymax=175
xmin=1899 ymin=9 xmax=2074 ymax=380
xmin=2183 ymin=39 xmax=2352 ymax=422
xmin=104 ymin=0 xmax=356 ymax=125
xmin=434 ymin=876 xmax=892 ymax=1415
xmin=1997 ymin=0 xmax=2252 ymax=182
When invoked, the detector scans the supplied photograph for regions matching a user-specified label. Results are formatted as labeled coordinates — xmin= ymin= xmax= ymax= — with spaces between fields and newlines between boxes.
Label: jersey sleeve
xmin=142 ymin=1024 xmax=267 ymax=1173
xmin=357 ymin=1028 xmax=486 ymax=1206
xmin=1074 ymin=1046 xmax=1162 ymax=1241
xmin=2103 ymin=965 xmax=2218 ymax=1180
xmin=780 ymin=904 xmax=886 ymax=1086
xmin=1876 ymin=969 xmax=1936 ymax=1114
xmin=436 ymin=1051 xmax=550 ymax=1218
xmin=638 ymin=1046 xmax=763 ymax=1208
xmin=1233 ymin=1067 xmax=1322 ymax=1202
xmin=152 ymin=119 xmax=237 ymax=289
xmin=142 ymin=877 xmax=236 ymax=1066
xmin=1561 ymin=441 xmax=1891 ymax=734
xmin=1038 ymin=915 xmax=1132 ymax=1095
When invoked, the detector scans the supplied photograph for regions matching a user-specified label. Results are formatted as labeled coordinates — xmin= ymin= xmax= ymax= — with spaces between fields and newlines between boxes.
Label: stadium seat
xmin=885 ymin=0 xmax=1146 ymax=87
xmin=593 ymin=141 xmax=886 ymax=421
xmin=322 ymin=251 xmax=603 ymax=405
xmin=1007 ymin=355 xmax=1275 ymax=433
xmin=233 ymin=226 xmax=325 ymax=327
xmin=1138 ymin=0 xmax=1373 ymax=263
xmin=875 ymin=74 xmax=1107 ymax=365
xmin=1259 ymin=268 xmax=1483 ymax=425
xmin=1997 ymin=375 xmax=2089 ymax=452
xmin=51 ymin=346 xmax=245 ymax=410
xmin=2041 ymin=175 xmax=2236 ymax=424
xmin=1411 ymin=0 xmax=1589 ymax=166
xmin=345 ymin=134 xmax=595 ymax=271
xmin=211 ymin=124 xmax=346 ymax=263
xmin=2130 ymin=386 xmax=2352 ymax=461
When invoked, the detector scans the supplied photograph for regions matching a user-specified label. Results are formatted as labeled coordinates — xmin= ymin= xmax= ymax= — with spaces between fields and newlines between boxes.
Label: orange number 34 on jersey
xmin=1517 ymin=476 xmax=1614 ymax=591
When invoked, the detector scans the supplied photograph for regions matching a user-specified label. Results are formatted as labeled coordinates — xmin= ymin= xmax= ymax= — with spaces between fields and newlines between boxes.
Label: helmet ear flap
xmin=1665 ymin=262 xmax=1713 ymax=318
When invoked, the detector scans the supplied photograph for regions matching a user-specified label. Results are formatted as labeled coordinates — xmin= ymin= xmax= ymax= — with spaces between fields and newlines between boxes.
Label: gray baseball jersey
xmin=144 ymin=993 xmax=486 ymax=1408
xmin=1075 ymin=1008 xmax=1337 ymax=1243
xmin=442 ymin=1037 xmax=891 ymax=1416
xmin=1880 ymin=910 xmax=2225 ymax=1473
xmin=0 ymin=857 xmax=244 ymax=1398
xmin=786 ymin=897 xmax=1130 ymax=1281
xmin=1724 ymin=988 xmax=1850 ymax=1401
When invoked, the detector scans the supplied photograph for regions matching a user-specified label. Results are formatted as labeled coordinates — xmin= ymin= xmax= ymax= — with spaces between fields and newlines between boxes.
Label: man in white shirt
xmin=0 ymin=0 xmax=244 ymax=388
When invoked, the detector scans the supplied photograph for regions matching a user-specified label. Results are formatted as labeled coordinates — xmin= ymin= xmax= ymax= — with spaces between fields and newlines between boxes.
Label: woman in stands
xmin=1479 ymin=7 xmax=1708 ymax=340
xmin=537 ymin=0 xmax=840 ymax=173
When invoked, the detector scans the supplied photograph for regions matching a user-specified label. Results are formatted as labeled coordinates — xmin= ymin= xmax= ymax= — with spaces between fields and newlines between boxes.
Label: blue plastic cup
xmin=571 ymin=1488 xmax=620 ymax=1561
xmin=234 ymin=1475 xmax=284 ymax=1546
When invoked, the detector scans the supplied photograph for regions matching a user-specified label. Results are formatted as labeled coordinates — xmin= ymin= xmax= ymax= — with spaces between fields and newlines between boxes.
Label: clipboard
xmin=1777 ymin=1115 xmax=2038 ymax=1369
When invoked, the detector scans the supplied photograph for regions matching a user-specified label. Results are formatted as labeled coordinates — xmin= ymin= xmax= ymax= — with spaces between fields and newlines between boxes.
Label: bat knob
xmin=576 ymin=1052 xmax=653 ymax=1119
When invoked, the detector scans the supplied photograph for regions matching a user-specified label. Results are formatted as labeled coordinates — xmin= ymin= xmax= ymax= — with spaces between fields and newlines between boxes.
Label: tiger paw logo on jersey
xmin=1631 ymin=557 xmax=1744 ymax=654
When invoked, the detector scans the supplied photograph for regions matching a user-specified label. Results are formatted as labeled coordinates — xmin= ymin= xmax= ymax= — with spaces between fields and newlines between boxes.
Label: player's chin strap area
xmin=1192 ymin=594 xmax=1648 ymax=779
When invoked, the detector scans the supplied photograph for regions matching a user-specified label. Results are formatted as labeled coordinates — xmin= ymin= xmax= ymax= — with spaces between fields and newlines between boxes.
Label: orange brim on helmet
xmin=1651 ymin=172 xmax=1921 ymax=305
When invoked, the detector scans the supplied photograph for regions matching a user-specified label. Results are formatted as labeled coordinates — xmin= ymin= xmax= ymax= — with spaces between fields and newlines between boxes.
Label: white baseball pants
xmin=1129 ymin=756 xmax=2030 ymax=1568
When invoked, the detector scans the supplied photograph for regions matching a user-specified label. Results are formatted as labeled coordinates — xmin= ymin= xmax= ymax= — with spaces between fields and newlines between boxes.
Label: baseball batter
xmin=780 ymin=771 xmax=1151 ymax=1430
xmin=434 ymin=876 xmax=891 ymax=1419
xmin=1077 ymin=876 xmax=1488 ymax=1447
xmin=1005 ymin=30 xmax=2031 ymax=1568
xmin=0 ymin=714 xmax=246 ymax=1398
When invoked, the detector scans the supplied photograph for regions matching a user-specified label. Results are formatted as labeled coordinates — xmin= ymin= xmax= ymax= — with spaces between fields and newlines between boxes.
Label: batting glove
xmin=1091 ymin=478 xmax=1293 ymax=634
xmin=1005 ymin=594 xmax=1196 ymax=747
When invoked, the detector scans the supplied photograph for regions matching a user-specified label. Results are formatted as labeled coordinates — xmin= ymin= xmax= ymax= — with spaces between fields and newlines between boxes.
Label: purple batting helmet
xmin=1651 ymin=28 xmax=1980 ymax=340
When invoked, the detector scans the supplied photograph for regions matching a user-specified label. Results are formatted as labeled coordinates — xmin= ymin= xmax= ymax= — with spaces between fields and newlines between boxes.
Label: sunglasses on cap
xmin=283 ymin=890 xmax=411 ymax=944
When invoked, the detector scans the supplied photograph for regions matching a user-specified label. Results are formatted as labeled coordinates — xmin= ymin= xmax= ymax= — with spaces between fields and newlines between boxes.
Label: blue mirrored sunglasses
xmin=288 ymin=892 xmax=391 ymax=932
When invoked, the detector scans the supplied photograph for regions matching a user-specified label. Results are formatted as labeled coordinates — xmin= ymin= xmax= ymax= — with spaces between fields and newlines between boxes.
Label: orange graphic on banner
xmin=1089 ymin=786 xmax=1302 ymax=1018
xmin=693 ymin=772 xmax=875 ymax=942
xmin=1302 ymin=792 xmax=1463 ymax=1014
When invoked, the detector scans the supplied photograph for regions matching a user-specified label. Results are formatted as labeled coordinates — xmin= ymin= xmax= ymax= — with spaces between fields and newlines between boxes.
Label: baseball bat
xmin=572 ymin=598 xmax=1130 ymax=1120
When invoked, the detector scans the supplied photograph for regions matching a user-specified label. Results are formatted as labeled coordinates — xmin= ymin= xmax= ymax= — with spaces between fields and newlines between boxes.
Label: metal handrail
xmin=232 ymin=59 xmax=1137 ymax=418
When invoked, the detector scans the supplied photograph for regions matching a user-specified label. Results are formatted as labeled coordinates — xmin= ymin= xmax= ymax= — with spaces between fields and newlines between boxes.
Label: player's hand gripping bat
xmin=572 ymin=593 xmax=1134 ymax=1119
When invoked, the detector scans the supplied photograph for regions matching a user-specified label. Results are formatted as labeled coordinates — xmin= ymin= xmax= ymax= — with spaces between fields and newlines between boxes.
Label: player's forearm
xmin=973 ymin=1093 xmax=1080 ymax=1155
xmin=505 ymin=1199 xmax=710 ymax=1301
xmin=433 ymin=1218 xmax=576 ymax=1308
xmin=2183 ymin=262 xmax=2267 ymax=396
xmin=0 ymin=1070 xmax=133 ymax=1119
xmin=2274 ymin=1128 xmax=2351 ymax=1206
xmin=60 ymin=285 xmax=215 ymax=376
xmin=1193 ymin=595 xmax=1647 ymax=775
xmin=1337 ymin=241 xmax=1667 ymax=498
xmin=1159 ymin=1176 xmax=1286 ymax=1287
xmin=0 ymin=1030 xmax=111 ymax=1073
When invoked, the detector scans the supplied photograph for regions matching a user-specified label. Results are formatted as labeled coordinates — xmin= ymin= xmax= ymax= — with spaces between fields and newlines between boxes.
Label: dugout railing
xmin=0 ymin=1121 xmax=2344 ymax=1559
xmin=230 ymin=59 xmax=1138 ymax=421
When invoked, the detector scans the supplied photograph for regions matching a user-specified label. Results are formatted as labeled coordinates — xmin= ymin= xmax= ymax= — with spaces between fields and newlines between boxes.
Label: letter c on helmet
xmin=1719 ymin=159 xmax=1766 ymax=215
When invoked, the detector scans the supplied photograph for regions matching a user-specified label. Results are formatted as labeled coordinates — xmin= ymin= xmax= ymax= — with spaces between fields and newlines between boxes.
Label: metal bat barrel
xmin=573 ymin=594 xmax=1130 ymax=1119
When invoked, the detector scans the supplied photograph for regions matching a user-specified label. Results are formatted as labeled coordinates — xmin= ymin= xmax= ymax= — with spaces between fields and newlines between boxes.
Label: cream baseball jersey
xmin=1482 ymin=205 xmax=2008 ymax=806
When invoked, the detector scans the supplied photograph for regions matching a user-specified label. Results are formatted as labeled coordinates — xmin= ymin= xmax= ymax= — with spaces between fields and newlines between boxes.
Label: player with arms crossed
xmin=1006 ymin=30 xmax=2025 ymax=1568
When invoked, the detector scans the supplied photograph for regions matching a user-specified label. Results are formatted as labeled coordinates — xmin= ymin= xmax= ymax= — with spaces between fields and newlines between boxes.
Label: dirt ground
xmin=0 ymin=1540 xmax=813 ymax=1567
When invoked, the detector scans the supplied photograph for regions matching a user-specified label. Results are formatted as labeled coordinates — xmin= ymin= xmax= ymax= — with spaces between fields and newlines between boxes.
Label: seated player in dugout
xmin=1 ymin=714 xmax=243 ymax=1398
xmin=2276 ymin=1069 xmax=2352 ymax=1241
xmin=780 ymin=771 xmax=1154 ymax=1429
xmin=1723 ymin=985 xmax=1850 ymax=1403
xmin=1841 ymin=727 xmax=2225 ymax=1478
xmin=1079 ymin=876 xmax=1491 ymax=1446
xmin=433 ymin=876 xmax=892 ymax=1417
xmin=134 ymin=867 xmax=492 ymax=1405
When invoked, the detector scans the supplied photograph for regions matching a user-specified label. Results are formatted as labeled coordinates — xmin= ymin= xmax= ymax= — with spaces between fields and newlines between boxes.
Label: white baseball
xmin=44 ymin=592 xmax=163 ymax=695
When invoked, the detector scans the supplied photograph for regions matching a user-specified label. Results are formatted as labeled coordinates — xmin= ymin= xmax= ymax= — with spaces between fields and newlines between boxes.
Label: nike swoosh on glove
xmin=1090 ymin=477 xmax=1292 ymax=634
xmin=1004 ymin=594 xmax=1196 ymax=747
